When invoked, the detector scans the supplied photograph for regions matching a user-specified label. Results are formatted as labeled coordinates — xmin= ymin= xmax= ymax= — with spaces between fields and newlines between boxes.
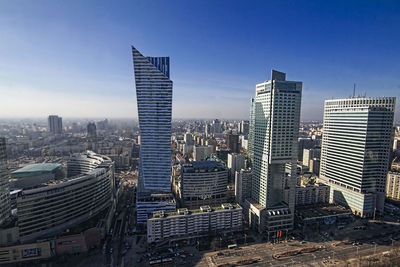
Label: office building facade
xmin=227 ymin=153 xmax=245 ymax=178
xmin=302 ymin=148 xmax=321 ymax=167
xmin=235 ymin=169 xmax=252 ymax=207
xmin=284 ymin=183 xmax=329 ymax=206
xmin=87 ymin=122 xmax=97 ymax=139
xmin=147 ymin=204 xmax=242 ymax=243
xmin=240 ymin=120 xmax=250 ymax=136
xmin=48 ymin=115 xmax=63 ymax=134
xmin=247 ymin=70 xmax=302 ymax=234
xmin=179 ymin=161 xmax=228 ymax=209
xmin=386 ymin=171 xmax=400 ymax=201
xmin=320 ymin=97 xmax=396 ymax=217
xmin=132 ymin=46 xmax=175 ymax=223
xmin=17 ymin=152 xmax=115 ymax=243
xmin=193 ymin=145 xmax=212 ymax=161
xmin=0 ymin=138 xmax=10 ymax=225
xmin=132 ymin=46 xmax=172 ymax=193
xmin=226 ymin=133 xmax=240 ymax=153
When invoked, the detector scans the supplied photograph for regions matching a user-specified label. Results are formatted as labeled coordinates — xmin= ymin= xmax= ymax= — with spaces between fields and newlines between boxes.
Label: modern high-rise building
xmin=227 ymin=153 xmax=245 ymax=177
xmin=320 ymin=97 xmax=396 ymax=217
xmin=235 ymin=169 xmax=252 ymax=207
xmin=302 ymin=148 xmax=321 ymax=167
xmin=0 ymin=138 xmax=10 ymax=225
xmin=226 ymin=132 xmax=240 ymax=153
xmin=132 ymin=46 xmax=175 ymax=223
xmin=87 ymin=122 xmax=97 ymax=139
xmin=248 ymin=99 xmax=255 ymax=164
xmin=132 ymin=46 xmax=172 ymax=193
xmin=211 ymin=119 xmax=222 ymax=134
xmin=240 ymin=120 xmax=250 ymax=136
xmin=247 ymin=70 xmax=302 ymax=235
xmin=48 ymin=115 xmax=63 ymax=134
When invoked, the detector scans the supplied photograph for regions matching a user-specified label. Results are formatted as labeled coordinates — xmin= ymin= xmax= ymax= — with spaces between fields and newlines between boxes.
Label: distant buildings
xmin=193 ymin=145 xmax=212 ymax=161
xmin=235 ymin=169 xmax=252 ymax=207
xmin=48 ymin=115 xmax=63 ymax=134
xmin=226 ymin=132 xmax=240 ymax=153
xmin=240 ymin=120 xmax=249 ymax=136
xmin=320 ymin=97 xmax=396 ymax=217
xmin=147 ymin=204 xmax=242 ymax=243
xmin=87 ymin=122 xmax=97 ymax=139
xmin=210 ymin=119 xmax=222 ymax=134
xmin=386 ymin=159 xmax=400 ymax=201
xmin=0 ymin=138 xmax=10 ymax=225
xmin=216 ymin=149 xmax=231 ymax=164
xmin=247 ymin=70 xmax=302 ymax=235
xmin=132 ymin=45 xmax=175 ymax=223
xmin=297 ymin=138 xmax=315 ymax=161
xmin=302 ymin=148 xmax=320 ymax=167
xmin=386 ymin=172 xmax=400 ymax=201
xmin=309 ymin=158 xmax=320 ymax=175
xmin=227 ymin=153 xmax=245 ymax=177
xmin=177 ymin=161 xmax=228 ymax=209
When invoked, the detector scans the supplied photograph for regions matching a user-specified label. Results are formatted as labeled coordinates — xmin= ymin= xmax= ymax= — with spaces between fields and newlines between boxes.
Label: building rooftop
xmin=11 ymin=163 xmax=62 ymax=178
xmin=182 ymin=160 xmax=226 ymax=173
xmin=148 ymin=203 xmax=241 ymax=219
xmin=296 ymin=204 xmax=352 ymax=220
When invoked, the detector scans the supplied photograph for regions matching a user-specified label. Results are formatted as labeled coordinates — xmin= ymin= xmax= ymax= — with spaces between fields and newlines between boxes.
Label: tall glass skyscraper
xmin=247 ymin=70 xmax=302 ymax=235
xmin=320 ymin=97 xmax=396 ymax=217
xmin=132 ymin=46 xmax=173 ymax=193
xmin=0 ymin=137 xmax=10 ymax=226
xmin=132 ymin=46 xmax=175 ymax=224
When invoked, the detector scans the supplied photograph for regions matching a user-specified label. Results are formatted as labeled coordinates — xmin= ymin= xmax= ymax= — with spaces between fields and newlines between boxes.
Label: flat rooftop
xmin=182 ymin=160 xmax=226 ymax=173
xmin=11 ymin=163 xmax=62 ymax=178
xmin=149 ymin=203 xmax=241 ymax=219
xmin=296 ymin=204 xmax=352 ymax=220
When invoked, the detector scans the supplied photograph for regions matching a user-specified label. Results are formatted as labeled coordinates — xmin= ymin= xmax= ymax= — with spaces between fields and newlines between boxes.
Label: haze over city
xmin=2 ymin=1 xmax=400 ymax=266
xmin=0 ymin=0 xmax=399 ymax=120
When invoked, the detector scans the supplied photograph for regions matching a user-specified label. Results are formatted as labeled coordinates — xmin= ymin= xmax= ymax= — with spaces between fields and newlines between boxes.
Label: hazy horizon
xmin=1 ymin=1 xmax=399 ymax=121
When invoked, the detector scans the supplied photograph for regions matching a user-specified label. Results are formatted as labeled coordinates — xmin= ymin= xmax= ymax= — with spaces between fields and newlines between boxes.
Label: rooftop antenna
xmin=353 ymin=83 xmax=356 ymax=98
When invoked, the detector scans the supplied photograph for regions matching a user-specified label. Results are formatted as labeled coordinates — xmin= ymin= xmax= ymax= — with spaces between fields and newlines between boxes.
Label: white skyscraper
xmin=227 ymin=153 xmax=245 ymax=177
xmin=247 ymin=70 xmax=302 ymax=235
xmin=0 ymin=138 xmax=10 ymax=225
xmin=320 ymin=97 xmax=396 ymax=217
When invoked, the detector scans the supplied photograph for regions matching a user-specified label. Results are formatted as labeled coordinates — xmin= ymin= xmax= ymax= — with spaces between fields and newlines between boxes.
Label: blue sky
xmin=0 ymin=0 xmax=399 ymax=121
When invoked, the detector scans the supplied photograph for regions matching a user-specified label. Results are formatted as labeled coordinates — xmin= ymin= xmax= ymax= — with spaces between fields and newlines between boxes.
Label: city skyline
xmin=0 ymin=1 xmax=399 ymax=120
